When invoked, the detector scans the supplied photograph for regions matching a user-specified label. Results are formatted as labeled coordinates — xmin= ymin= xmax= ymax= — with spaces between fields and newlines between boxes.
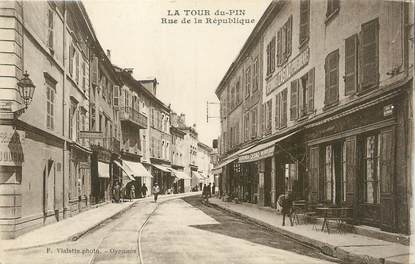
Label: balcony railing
xmin=120 ymin=106 xmax=148 ymax=129
xmin=89 ymin=137 xmax=120 ymax=153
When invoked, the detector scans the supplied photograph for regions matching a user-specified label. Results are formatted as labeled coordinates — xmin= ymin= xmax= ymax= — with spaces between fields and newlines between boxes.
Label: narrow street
xmin=3 ymin=195 xmax=341 ymax=264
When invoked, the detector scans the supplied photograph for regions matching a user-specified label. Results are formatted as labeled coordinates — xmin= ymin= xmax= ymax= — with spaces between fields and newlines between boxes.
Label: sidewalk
xmin=208 ymin=198 xmax=412 ymax=264
xmin=0 ymin=192 xmax=200 ymax=252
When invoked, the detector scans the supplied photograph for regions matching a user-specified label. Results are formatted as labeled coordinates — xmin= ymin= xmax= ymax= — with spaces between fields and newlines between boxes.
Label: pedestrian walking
xmin=202 ymin=184 xmax=209 ymax=202
xmin=152 ymin=183 xmax=160 ymax=202
xmin=278 ymin=192 xmax=294 ymax=226
xmin=207 ymin=183 xmax=212 ymax=198
xmin=141 ymin=183 xmax=148 ymax=198
xmin=130 ymin=185 xmax=135 ymax=201
xmin=212 ymin=183 xmax=216 ymax=195
xmin=113 ymin=182 xmax=121 ymax=203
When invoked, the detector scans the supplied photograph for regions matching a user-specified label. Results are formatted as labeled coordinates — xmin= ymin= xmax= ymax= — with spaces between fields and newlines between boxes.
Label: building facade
xmin=215 ymin=0 xmax=413 ymax=234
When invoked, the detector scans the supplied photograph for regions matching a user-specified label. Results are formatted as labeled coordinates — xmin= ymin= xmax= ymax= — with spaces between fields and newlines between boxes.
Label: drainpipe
xmin=62 ymin=2 xmax=68 ymax=218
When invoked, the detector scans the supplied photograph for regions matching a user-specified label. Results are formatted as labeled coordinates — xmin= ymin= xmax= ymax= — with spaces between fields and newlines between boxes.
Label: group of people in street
xmin=202 ymin=183 xmax=215 ymax=201
xmin=112 ymin=182 xmax=148 ymax=203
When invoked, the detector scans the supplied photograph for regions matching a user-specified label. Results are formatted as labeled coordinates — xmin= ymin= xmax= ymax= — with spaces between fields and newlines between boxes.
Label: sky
xmin=83 ymin=0 xmax=271 ymax=146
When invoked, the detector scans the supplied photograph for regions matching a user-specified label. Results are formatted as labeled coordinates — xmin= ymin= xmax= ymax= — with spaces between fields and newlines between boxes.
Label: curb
xmin=208 ymin=201 xmax=388 ymax=264
xmin=5 ymin=193 xmax=200 ymax=252
xmin=4 ymin=201 xmax=139 ymax=252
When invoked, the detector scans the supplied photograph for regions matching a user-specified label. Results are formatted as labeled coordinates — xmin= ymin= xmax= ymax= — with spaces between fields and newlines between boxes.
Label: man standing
xmin=141 ymin=183 xmax=148 ymax=198
xmin=212 ymin=183 xmax=216 ymax=196
xmin=207 ymin=183 xmax=212 ymax=198
xmin=152 ymin=183 xmax=160 ymax=202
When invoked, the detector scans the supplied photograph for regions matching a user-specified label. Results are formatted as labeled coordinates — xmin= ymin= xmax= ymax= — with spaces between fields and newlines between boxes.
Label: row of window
xmin=151 ymin=108 xmax=170 ymax=133
xmin=150 ymin=137 xmax=170 ymax=160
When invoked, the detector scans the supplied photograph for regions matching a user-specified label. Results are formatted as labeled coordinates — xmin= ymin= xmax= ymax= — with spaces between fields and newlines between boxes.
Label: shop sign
xmin=79 ymin=162 xmax=90 ymax=169
xmin=239 ymin=147 xmax=274 ymax=163
xmin=266 ymin=47 xmax=310 ymax=95
xmin=383 ymin=104 xmax=394 ymax=117
xmin=79 ymin=131 xmax=103 ymax=140
xmin=0 ymin=125 xmax=25 ymax=166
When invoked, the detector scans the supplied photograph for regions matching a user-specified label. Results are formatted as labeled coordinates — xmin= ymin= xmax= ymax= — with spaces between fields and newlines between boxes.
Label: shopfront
xmin=91 ymin=148 xmax=112 ymax=204
xmin=68 ymin=143 xmax=91 ymax=214
xmin=151 ymin=164 xmax=173 ymax=194
xmin=305 ymin=90 xmax=410 ymax=234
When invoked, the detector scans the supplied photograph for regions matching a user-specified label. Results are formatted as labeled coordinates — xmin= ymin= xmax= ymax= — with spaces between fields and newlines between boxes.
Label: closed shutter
xmin=287 ymin=16 xmax=292 ymax=58
xmin=277 ymin=29 xmax=282 ymax=66
xmin=299 ymin=0 xmax=310 ymax=45
xmin=345 ymin=34 xmax=358 ymax=95
xmin=307 ymin=68 xmax=315 ymax=113
xmin=275 ymin=93 xmax=280 ymax=129
xmin=344 ymin=136 xmax=357 ymax=206
xmin=360 ymin=18 xmax=379 ymax=90
xmin=48 ymin=9 xmax=54 ymax=49
xmin=309 ymin=146 xmax=319 ymax=202
xmin=290 ymin=80 xmax=298 ymax=120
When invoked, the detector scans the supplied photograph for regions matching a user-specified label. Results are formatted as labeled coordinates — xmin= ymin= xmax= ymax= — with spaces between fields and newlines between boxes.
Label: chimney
xmin=106 ymin=49 xmax=111 ymax=61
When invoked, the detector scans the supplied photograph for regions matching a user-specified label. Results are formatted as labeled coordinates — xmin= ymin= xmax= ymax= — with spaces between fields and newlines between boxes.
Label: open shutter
xmin=91 ymin=56 xmax=99 ymax=86
xmin=48 ymin=9 xmax=54 ymax=49
xmin=298 ymin=79 xmax=304 ymax=117
xmin=309 ymin=146 xmax=319 ymax=203
xmin=299 ymin=0 xmax=310 ymax=45
xmin=277 ymin=29 xmax=282 ymax=66
xmin=275 ymin=93 xmax=280 ymax=129
xmin=345 ymin=34 xmax=358 ymax=95
xmin=281 ymin=89 xmax=287 ymax=127
xmin=360 ymin=18 xmax=379 ymax=90
xmin=307 ymin=68 xmax=315 ymax=113
xmin=69 ymin=44 xmax=74 ymax=76
xmin=344 ymin=136 xmax=357 ymax=206
xmin=266 ymin=43 xmax=270 ymax=75
xmin=330 ymin=51 xmax=339 ymax=103
xmin=287 ymin=16 xmax=292 ymax=58
xmin=75 ymin=51 xmax=79 ymax=84
xmin=261 ymin=103 xmax=265 ymax=135
xmin=324 ymin=56 xmax=329 ymax=105
xmin=290 ymin=80 xmax=298 ymax=120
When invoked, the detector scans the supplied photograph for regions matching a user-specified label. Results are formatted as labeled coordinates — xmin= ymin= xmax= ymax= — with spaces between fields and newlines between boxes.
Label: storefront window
xmin=364 ymin=135 xmax=380 ymax=204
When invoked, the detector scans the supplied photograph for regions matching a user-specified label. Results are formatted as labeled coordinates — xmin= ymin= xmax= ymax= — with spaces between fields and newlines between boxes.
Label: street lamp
xmin=15 ymin=71 xmax=36 ymax=116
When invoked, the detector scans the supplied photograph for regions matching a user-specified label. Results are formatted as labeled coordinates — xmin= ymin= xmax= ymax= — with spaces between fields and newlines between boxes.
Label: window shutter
xmin=261 ymin=103 xmax=265 ymax=135
xmin=309 ymin=146 xmax=319 ymax=203
xmin=69 ymin=44 xmax=74 ymax=76
xmin=277 ymin=29 xmax=282 ymax=66
xmin=290 ymin=80 xmax=298 ymax=120
xmin=325 ymin=50 xmax=339 ymax=106
xmin=267 ymin=43 xmax=271 ymax=75
xmin=113 ymin=85 xmax=119 ymax=107
xmin=271 ymin=37 xmax=276 ymax=73
xmin=379 ymin=127 xmax=395 ymax=194
xmin=360 ymin=18 xmax=379 ymax=90
xmin=267 ymin=100 xmax=272 ymax=132
xmin=324 ymin=56 xmax=329 ymax=105
xmin=298 ymin=79 xmax=304 ymax=117
xmin=299 ymin=0 xmax=310 ymax=45
xmin=91 ymin=56 xmax=98 ymax=85
xmin=344 ymin=136 xmax=357 ymax=206
xmin=345 ymin=34 xmax=358 ymax=95
xmin=48 ymin=9 xmax=54 ymax=49
xmin=307 ymin=68 xmax=315 ymax=113
xmin=275 ymin=93 xmax=280 ymax=129
xmin=281 ymin=89 xmax=287 ymax=127
xmin=75 ymin=51 xmax=79 ymax=84
xmin=287 ymin=16 xmax=292 ymax=58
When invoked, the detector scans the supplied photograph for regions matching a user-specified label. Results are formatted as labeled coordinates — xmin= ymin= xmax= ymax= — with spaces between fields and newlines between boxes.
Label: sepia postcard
xmin=0 ymin=0 xmax=413 ymax=263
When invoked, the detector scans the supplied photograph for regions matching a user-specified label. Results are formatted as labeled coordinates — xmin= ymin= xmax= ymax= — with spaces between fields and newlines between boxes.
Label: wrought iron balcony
xmin=88 ymin=136 xmax=120 ymax=154
xmin=120 ymin=106 xmax=147 ymax=129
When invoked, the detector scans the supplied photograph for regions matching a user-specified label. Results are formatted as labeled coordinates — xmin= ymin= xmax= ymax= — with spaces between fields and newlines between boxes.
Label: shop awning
xmin=122 ymin=160 xmax=153 ymax=178
xmin=169 ymin=169 xmax=191 ymax=180
xmin=98 ymin=162 xmax=110 ymax=178
xmin=211 ymin=167 xmax=222 ymax=174
xmin=152 ymin=164 xmax=171 ymax=173
xmin=113 ymin=160 xmax=135 ymax=181
xmin=239 ymin=131 xmax=300 ymax=163
xmin=213 ymin=144 xmax=256 ymax=170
